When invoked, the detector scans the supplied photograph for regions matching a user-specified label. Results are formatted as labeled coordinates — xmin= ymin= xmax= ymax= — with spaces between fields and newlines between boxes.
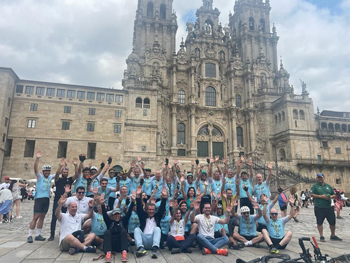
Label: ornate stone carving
xmin=255 ymin=112 xmax=267 ymax=153
xmin=160 ymin=129 xmax=169 ymax=147
xmin=205 ymin=43 xmax=217 ymax=59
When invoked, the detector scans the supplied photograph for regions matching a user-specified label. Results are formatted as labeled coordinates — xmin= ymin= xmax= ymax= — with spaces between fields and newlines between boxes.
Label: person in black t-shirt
xmin=48 ymin=158 xmax=78 ymax=241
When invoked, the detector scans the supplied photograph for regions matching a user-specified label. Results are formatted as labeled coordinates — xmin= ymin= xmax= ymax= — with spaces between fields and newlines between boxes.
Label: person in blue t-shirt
xmin=106 ymin=168 xmax=117 ymax=211
xmin=261 ymin=195 xmax=295 ymax=254
xmin=160 ymin=211 xmax=171 ymax=248
xmin=238 ymin=157 xmax=254 ymax=214
xmin=142 ymin=167 xmax=153 ymax=197
xmin=254 ymin=163 xmax=272 ymax=203
xmin=232 ymin=205 xmax=264 ymax=247
xmin=27 ymin=151 xmax=56 ymax=244
xmin=91 ymin=204 xmax=108 ymax=246
xmin=118 ymin=170 xmax=131 ymax=195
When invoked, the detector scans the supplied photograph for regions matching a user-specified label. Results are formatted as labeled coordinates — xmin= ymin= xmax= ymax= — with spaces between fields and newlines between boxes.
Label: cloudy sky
xmin=1 ymin=0 xmax=349 ymax=112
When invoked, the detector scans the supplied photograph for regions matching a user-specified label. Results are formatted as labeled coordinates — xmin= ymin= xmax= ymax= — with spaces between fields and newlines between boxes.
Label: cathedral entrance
xmin=197 ymin=125 xmax=224 ymax=158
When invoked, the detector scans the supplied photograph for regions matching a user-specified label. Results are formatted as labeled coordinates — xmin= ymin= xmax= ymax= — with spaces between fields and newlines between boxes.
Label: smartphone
xmin=206 ymin=158 xmax=210 ymax=164
xmin=195 ymin=159 xmax=199 ymax=165
xmin=140 ymin=178 xmax=144 ymax=186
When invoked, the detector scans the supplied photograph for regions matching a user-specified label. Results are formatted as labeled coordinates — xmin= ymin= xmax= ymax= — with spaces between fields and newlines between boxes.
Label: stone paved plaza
xmin=0 ymin=199 xmax=349 ymax=263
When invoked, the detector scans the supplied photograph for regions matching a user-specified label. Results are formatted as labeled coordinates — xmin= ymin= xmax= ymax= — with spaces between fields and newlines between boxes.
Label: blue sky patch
xmin=305 ymin=0 xmax=343 ymax=15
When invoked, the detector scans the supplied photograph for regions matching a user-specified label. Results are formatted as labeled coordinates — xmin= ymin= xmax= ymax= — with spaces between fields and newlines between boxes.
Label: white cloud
xmin=0 ymin=0 xmax=349 ymax=112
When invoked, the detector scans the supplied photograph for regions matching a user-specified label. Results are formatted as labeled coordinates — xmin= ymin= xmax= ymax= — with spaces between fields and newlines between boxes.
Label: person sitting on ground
xmin=167 ymin=201 xmax=195 ymax=254
xmin=232 ymin=204 xmax=264 ymax=247
xmin=90 ymin=204 xmax=108 ymax=247
xmin=239 ymin=157 xmax=254 ymax=214
xmin=134 ymin=185 xmax=168 ymax=259
xmin=261 ymin=195 xmax=295 ymax=254
xmin=190 ymin=200 xmax=232 ymax=256
xmin=56 ymin=189 xmax=96 ymax=255
xmin=95 ymin=191 xmax=135 ymax=263
xmin=0 ymin=188 xmax=13 ymax=223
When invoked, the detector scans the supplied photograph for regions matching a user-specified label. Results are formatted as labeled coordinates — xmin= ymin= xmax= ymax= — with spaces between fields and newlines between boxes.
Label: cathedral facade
xmin=0 ymin=0 xmax=349 ymax=191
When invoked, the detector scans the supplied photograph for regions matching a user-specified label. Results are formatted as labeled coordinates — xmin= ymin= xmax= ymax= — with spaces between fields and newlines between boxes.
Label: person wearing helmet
xmin=86 ymin=157 xmax=112 ymax=197
xmin=142 ymin=166 xmax=152 ymax=197
xmin=232 ymin=204 xmax=264 ymax=247
xmin=238 ymin=157 xmax=254 ymax=214
xmin=27 ymin=151 xmax=56 ymax=243
xmin=261 ymin=195 xmax=295 ymax=254
xmin=119 ymin=169 xmax=131 ymax=195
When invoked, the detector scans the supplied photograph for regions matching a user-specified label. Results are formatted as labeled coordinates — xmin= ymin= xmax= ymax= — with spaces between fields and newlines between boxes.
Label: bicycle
xmin=236 ymin=254 xmax=291 ymax=263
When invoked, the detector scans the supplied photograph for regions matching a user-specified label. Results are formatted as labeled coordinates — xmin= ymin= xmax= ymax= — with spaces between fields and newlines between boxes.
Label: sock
xmin=83 ymin=246 xmax=88 ymax=250
xmin=244 ymin=241 xmax=252 ymax=246
xmin=28 ymin=229 xmax=33 ymax=237
xmin=36 ymin=229 xmax=41 ymax=236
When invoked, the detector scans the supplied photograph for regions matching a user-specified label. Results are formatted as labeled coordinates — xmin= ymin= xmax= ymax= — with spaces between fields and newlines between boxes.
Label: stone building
xmin=0 ymin=0 xmax=349 ymax=192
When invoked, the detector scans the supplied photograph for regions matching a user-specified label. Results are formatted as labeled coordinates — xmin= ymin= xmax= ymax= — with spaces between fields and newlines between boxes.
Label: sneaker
xmin=182 ymin=247 xmax=192 ymax=253
xmin=48 ymin=235 xmax=54 ymax=241
xmin=35 ymin=235 xmax=46 ymax=241
xmin=269 ymin=247 xmax=279 ymax=254
xmin=84 ymin=246 xmax=96 ymax=253
xmin=152 ymin=246 xmax=158 ymax=258
xmin=136 ymin=247 xmax=146 ymax=258
xmin=68 ymin=247 xmax=78 ymax=255
xmin=27 ymin=236 xmax=33 ymax=243
xmin=105 ymin=251 xmax=112 ymax=263
xmin=121 ymin=250 xmax=128 ymax=262
xmin=330 ymin=235 xmax=342 ymax=241
xmin=216 ymin=249 xmax=228 ymax=256
xmin=171 ymin=248 xmax=181 ymax=254
xmin=202 ymin=248 xmax=212 ymax=255
xmin=337 ymin=216 xmax=343 ymax=219
xmin=320 ymin=236 xmax=326 ymax=242
xmin=16 ymin=216 xmax=22 ymax=219
xmin=233 ymin=243 xmax=245 ymax=250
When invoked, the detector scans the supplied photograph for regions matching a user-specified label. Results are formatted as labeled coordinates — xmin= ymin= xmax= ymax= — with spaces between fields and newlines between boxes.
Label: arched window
xmin=293 ymin=109 xmax=298 ymax=119
xmin=260 ymin=18 xmax=265 ymax=32
xmin=212 ymin=127 xmax=223 ymax=136
xmin=335 ymin=123 xmax=341 ymax=131
xmin=178 ymin=90 xmax=185 ymax=104
xmin=198 ymin=125 xmax=209 ymax=135
xmin=143 ymin=97 xmax=150 ymax=108
xmin=249 ymin=17 xmax=255 ymax=31
xmin=198 ymin=82 xmax=201 ymax=98
xmin=197 ymin=63 xmax=202 ymax=77
xmin=278 ymin=148 xmax=286 ymax=161
xmin=321 ymin=122 xmax=327 ymax=129
xmin=160 ymin=4 xmax=166 ymax=19
xmin=328 ymin=123 xmax=334 ymax=130
xmin=275 ymin=115 xmax=278 ymax=124
xmin=205 ymin=63 xmax=216 ymax=78
xmin=136 ymin=97 xmax=142 ymax=108
xmin=237 ymin=127 xmax=243 ymax=147
xmin=299 ymin=110 xmax=305 ymax=120
xmin=342 ymin=124 xmax=347 ymax=132
xmin=205 ymin=86 xmax=216 ymax=106
xmin=147 ymin=2 xmax=153 ymax=17
xmin=278 ymin=113 xmax=281 ymax=123
xmin=235 ymin=95 xmax=242 ymax=108
xmin=282 ymin=111 xmax=285 ymax=121
xmin=177 ymin=123 xmax=186 ymax=144
xmin=219 ymin=51 xmax=225 ymax=62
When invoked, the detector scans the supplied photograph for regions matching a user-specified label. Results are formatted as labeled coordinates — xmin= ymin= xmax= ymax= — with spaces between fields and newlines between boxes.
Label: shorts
xmin=241 ymin=235 xmax=256 ymax=241
xmin=240 ymin=198 xmax=254 ymax=214
xmin=314 ymin=206 xmax=336 ymax=226
xmin=270 ymin=236 xmax=287 ymax=249
xmin=59 ymin=237 xmax=71 ymax=252
xmin=280 ymin=205 xmax=287 ymax=211
xmin=34 ymin=198 xmax=50 ymax=214
xmin=257 ymin=223 xmax=267 ymax=232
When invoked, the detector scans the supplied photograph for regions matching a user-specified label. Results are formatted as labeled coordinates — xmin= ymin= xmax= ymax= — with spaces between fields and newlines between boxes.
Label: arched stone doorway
xmin=197 ymin=124 xmax=225 ymax=158
xmin=278 ymin=148 xmax=286 ymax=161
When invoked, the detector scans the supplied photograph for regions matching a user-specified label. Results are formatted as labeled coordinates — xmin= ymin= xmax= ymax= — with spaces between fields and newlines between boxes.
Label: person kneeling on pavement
xmin=56 ymin=191 xmax=96 ymax=255
xmin=134 ymin=185 xmax=168 ymax=259
xmin=190 ymin=200 xmax=232 ymax=256
xmin=261 ymin=195 xmax=295 ymax=254
xmin=167 ymin=201 xmax=195 ymax=254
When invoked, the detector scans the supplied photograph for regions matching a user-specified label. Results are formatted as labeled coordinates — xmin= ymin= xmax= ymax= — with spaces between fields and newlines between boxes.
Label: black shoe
xmin=152 ymin=246 xmax=158 ymax=258
xmin=27 ymin=236 xmax=33 ymax=243
xmin=35 ymin=235 xmax=46 ymax=241
xmin=48 ymin=235 xmax=54 ymax=241
xmin=84 ymin=246 xmax=96 ymax=253
xmin=171 ymin=248 xmax=181 ymax=254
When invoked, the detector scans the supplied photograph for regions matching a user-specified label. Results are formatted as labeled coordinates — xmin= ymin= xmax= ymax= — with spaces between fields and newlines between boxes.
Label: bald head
xmin=68 ymin=201 xmax=78 ymax=216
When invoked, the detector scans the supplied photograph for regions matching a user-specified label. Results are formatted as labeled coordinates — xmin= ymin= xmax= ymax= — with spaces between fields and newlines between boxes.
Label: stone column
xmin=190 ymin=107 xmax=197 ymax=156
xmin=249 ymin=111 xmax=256 ymax=152
xmin=171 ymin=105 xmax=178 ymax=156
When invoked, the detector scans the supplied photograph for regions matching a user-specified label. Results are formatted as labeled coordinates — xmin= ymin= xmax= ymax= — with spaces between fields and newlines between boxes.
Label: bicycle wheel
xmin=263 ymin=254 xmax=291 ymax=263
xmin=328 ymin=254 xmax=350 ymax=263
xmin=237 ymin=258 xmax=263 ymax=263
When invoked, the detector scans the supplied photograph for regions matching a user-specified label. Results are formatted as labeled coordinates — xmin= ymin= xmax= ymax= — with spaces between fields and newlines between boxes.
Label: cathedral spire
xmin=203 ymin=0 xmax=213 ymax=10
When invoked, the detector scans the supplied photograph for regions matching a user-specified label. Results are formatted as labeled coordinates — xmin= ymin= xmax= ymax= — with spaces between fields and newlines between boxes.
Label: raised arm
xmin=180 ymin=176 xmax=187 ymax=199
xmin=266 ymin=162 xmax=273 ymax=183
xmin=84 ymin=199 xmax=94 ymax=221
xmin=222 ymin=158 xmax=227 ymax=176
xmin=287 ymin=195 xmax=296 ymax=220
xmin=34 ymin=151 xmax=42 ymax=175
xmin=55 ymin=158 xmax=65 ymax=182
xmin=208 ymin=158 xmax=214 ymax=178
xmin=169 ymin=203 xmax=179 ymax=224
xmin=262 ymin=201 xmax=269 ymax=223
xmin=216 ymin=156 xmax=222 ymax=175
xmin=72 ymin=158 xmax=79 ymax=181
xmin=190 ymin=200 xmax=200 ymax=223
xmin=184 ymin=204 xmax=192 ymax=224
xmin=218 ymin=203 xmax=234 ymax=224
xmin=78 ymin=154 xmax=86 ymax=175
xmin=247 ymin=158 xmax=253 ymax=179
xmin=55 ymin=193 xmax=67 ymax=221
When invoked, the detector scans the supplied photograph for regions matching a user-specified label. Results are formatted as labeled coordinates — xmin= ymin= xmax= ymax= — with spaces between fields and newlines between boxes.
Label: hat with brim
xmin=111 ymin=208 xmax=121 ymax=215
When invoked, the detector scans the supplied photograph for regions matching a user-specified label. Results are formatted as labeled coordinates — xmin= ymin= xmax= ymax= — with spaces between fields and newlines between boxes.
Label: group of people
xmin=0 ymin=152 xmax=344 ymax=262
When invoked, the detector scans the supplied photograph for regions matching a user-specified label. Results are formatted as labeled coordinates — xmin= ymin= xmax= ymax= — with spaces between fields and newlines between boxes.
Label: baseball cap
xmin=317 ymin=173 xmax=324 ymax=178
xmin=4 ymin=176 xmax=10 ymax=180
xmin=90 ymin=166 xmax=98 ymax=171
xmin=111 ymin=208 xmax=121 ymax=215
xmin=217 ymin=204 xmax=223 ymax=209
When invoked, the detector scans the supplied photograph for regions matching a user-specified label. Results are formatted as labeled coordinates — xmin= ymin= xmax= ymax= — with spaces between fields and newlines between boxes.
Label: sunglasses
xmin=242 ymin=212 xmax=249 ymax=215
xmin=109 ymin=172 xmax=115 ymax=174
xmin=77 ymin=191 xmax=85 ymax=194
xmin=270 ymin=213 xmax=278 ymax=216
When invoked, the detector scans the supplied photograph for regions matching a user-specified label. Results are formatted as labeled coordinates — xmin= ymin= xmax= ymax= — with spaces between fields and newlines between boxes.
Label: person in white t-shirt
xmin=166 ymin=202 xmax=195 ymax=254
xmin=56 ymin=190 xmax=96 ymax=255
xmin=65 ymin=186 xmax=93 ymax=214
xmin=0 ymin=176 xmax=11 ymax=190
xmin=190 ymin=201 xmax=232 ymax=256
